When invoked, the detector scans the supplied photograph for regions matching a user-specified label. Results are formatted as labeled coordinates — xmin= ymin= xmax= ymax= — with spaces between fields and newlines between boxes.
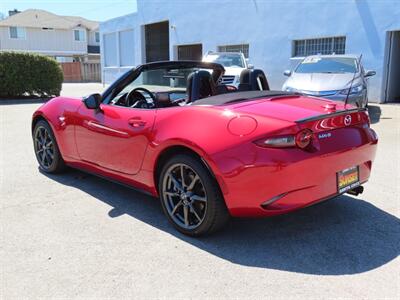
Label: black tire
xmin=158 ymin=154 xmax=230 ymax=236
xmin=33 ymin=120 xmax=66 ymax=173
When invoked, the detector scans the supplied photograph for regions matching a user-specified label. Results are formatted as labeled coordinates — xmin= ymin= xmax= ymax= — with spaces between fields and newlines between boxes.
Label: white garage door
xmin=119 ymin=30 xmax=135 ymax=67
xmin=104 ymin=32 xmax=117 ymax=67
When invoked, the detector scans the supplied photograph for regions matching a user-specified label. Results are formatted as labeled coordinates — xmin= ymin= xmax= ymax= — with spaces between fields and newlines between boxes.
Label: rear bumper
xmin=211 ymin=127 xmax=378 ymax=217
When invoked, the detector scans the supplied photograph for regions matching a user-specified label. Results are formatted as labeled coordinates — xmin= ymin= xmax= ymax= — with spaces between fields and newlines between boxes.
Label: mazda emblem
xmin=344 ymin=115 xmax=352 ymax=126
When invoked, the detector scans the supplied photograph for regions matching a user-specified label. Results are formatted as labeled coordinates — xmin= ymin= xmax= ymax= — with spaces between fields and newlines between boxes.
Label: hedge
xmin=0 ymin=52 xmax=63 ymax=98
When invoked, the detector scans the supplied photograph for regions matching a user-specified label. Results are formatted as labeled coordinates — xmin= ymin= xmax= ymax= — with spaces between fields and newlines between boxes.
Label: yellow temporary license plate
xmin=337 ymin=166 xmax=360 ymax=193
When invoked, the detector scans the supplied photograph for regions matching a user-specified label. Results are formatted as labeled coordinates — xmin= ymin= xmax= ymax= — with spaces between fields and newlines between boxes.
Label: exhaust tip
xmin=347 ymin=186 xmax=364 ymax=196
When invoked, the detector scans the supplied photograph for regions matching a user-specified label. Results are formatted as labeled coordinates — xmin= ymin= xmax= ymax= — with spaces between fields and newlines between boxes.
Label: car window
xmin=115 ymin=69 xmax=187 ymax=97
xmin=295 ymin=57 xmax=358 ymax=74
xmin=204 ymin=54 xmax=245 ymax=68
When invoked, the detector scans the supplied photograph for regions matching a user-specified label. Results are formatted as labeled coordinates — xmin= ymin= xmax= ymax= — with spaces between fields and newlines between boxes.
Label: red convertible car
xmin=32 ymin=61 xmax=378 ymax=236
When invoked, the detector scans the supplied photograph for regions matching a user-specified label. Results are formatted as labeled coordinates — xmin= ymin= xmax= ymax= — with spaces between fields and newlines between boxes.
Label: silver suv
xmin=203 ymin=51 xmax=253 ymax=87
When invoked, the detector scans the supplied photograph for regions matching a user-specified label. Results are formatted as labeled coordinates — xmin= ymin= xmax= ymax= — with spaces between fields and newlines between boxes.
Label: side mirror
xmin=283 ymin=70 xmax=292 ymax=77
xmin=365 ymin=70 xmax=376 ymax=77
xmin=247 ymin=64 xmax=254 ymax=69
xmin=83 ymin=93 xmax=102 ymax=110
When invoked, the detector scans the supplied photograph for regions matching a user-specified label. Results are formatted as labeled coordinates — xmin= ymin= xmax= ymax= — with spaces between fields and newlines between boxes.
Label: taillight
xmin=255 ymin=135 xmax=296 ymax=148
xmin=295 ymin=129 xmax=313 ymax=149
xmin=254 ymin=129 xmax=313 ymax=149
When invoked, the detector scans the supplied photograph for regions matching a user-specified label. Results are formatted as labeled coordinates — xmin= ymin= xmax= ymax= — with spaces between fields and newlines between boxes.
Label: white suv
xmin=203 ymin=52 xmax=253 ymax=87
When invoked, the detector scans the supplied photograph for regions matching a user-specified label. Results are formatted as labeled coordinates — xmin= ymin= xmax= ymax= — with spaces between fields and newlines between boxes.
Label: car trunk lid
xmin=226 ymin=95 xmax=368 ymax=131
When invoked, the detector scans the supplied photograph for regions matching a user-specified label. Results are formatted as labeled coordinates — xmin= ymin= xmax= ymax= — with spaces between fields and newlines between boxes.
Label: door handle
xmin=87 ymin=121 xmax=129 ymax=137
xmin=128 ymin=119 xmax=146 ymax=128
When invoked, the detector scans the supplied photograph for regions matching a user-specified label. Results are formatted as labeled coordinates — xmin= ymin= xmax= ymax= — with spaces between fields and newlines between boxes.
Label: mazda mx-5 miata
xmin=32 ymin=61 xmax=378 ymax=236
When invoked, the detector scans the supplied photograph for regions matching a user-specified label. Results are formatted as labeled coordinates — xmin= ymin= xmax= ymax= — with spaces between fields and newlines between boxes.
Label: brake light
xmin=295 ymin=129 xmax=313 ymax=149
xmin=254 ymin=129 xmax=313 ymax=149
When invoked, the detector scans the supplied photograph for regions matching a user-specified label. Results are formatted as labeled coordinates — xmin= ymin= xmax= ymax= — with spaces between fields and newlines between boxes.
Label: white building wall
xmin=100 ymin=13 xmax=137 ymax=83
xmin=100 ymin=0 xmax=400 ymax=102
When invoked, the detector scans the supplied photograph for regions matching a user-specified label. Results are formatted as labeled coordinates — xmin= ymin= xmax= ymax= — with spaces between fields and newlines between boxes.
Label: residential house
xmin=0 ymin=9 xmax=100 ymax=63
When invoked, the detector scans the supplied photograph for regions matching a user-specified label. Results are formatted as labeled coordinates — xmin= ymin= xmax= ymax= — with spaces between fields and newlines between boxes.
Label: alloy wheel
xmin=162 ymin=163 xmax=208 ymax=230
xmin=34 ymin=126 xmax=55 ymax=169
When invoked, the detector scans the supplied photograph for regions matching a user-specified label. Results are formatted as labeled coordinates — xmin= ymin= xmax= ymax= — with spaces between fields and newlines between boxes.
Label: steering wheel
xmin=126 ymin=87 xmax=155 ymax=108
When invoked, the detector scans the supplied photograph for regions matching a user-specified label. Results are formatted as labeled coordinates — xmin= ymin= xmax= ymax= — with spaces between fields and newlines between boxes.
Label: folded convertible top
xmin=193 ymin=90 xmax=296 ymax=106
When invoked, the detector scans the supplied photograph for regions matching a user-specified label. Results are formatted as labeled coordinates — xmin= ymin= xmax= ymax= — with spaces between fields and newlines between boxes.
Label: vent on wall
xmin=292 ymin=36 xmax=346 ymax=57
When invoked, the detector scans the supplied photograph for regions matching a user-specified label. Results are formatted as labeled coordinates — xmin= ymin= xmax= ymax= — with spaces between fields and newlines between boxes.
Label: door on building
xmin=177 ymin=44 xmax=203 ymax=61
xmin=144 ymin=21 xmax=170 ymax=86
xmin=384 ymin=31 xmax=400 ymax=103
xmin=144 ymin=21 xmax=169 ymax=63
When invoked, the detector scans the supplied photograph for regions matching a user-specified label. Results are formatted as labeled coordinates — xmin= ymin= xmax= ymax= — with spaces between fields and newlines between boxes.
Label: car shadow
xmin=41 ymin=168 xmax=400 ymax=276
xmin=368 ymin=104 xmax=381 ymax=124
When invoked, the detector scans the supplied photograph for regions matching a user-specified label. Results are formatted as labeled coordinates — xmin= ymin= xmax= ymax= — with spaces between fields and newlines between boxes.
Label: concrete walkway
xmin=60 ymin=83 xmax=109 ymax=98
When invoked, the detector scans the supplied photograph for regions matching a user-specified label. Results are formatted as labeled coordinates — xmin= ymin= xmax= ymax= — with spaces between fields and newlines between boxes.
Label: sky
xmin=0 ymin=0 xmax=137 ymax=22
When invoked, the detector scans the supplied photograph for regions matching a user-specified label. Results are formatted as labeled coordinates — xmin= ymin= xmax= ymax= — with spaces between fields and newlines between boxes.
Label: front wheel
xmin=33 ymin=120 xmax=66 ymax=173
xmin=159 ymin=154 xmax=229 ymax=236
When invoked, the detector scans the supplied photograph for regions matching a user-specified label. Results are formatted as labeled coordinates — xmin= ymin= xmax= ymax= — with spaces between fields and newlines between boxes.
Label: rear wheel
xmin=33 ymin=120 xmax=65 ymax=173
xmin=159 ymin=154 xmax=229 ymax=236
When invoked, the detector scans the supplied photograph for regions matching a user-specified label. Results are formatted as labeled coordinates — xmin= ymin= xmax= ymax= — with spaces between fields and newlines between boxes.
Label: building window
xmin=74 ymin=29 xmax=86 ymax=42
xmin=95 ymin=32 xmax=100 ymax=43
xmin=293 ymin=36 xmax=346 ymax=57
xmin=9 ymin=26 xmax=25 ymax=39
xmin=218 ymin=44 xmax=249 ymax=58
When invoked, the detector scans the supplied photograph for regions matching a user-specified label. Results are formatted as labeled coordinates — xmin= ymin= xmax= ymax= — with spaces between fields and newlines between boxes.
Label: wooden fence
xmin=60 ymin=62 xmax=81 ymax=82
xmin=60 ymin=62 xmax=101 ymax=82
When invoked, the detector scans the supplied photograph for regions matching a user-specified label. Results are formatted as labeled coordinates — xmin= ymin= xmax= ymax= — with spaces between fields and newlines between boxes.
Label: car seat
xmin=186 ymin=70 xmax=217 ymax=103
xmin=238 ymin=69 xmax=270 ymax=91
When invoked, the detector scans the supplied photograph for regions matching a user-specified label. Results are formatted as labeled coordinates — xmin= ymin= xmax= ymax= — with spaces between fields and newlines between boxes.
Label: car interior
xmin=107 ymin=66 xmax=270 ymax=109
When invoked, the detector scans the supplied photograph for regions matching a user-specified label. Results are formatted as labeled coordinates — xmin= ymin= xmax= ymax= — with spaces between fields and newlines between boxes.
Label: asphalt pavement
xmin=1 ymin=87 xmax=399 ymax=299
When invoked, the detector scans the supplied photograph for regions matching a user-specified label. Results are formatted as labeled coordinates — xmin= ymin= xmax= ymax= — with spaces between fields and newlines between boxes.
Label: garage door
xmin=384 ymin=31 xmax=400 ymax=103
xmin=177 ymin=44 xmax=203 ymax=60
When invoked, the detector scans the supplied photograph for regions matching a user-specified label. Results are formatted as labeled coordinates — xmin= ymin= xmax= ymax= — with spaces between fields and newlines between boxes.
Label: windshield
xmin=110 ymin=66 xmax=218 ymax=105
xmin=203 ymin=53 xmax=245 ymax=68
xmin=117 ymin=67 xmax=214 ymax=96
xmin=295 ymin=57 xmax=358 ymax=74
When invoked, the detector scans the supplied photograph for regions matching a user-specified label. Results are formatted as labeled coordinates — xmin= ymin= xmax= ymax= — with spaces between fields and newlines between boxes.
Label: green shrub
xmin=0 ymin=52 xmax=63 ymax=98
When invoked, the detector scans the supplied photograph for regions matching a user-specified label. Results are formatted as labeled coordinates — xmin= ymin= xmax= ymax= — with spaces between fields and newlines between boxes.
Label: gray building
xmin=100 ymin=0 xmax=400 ymax=103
